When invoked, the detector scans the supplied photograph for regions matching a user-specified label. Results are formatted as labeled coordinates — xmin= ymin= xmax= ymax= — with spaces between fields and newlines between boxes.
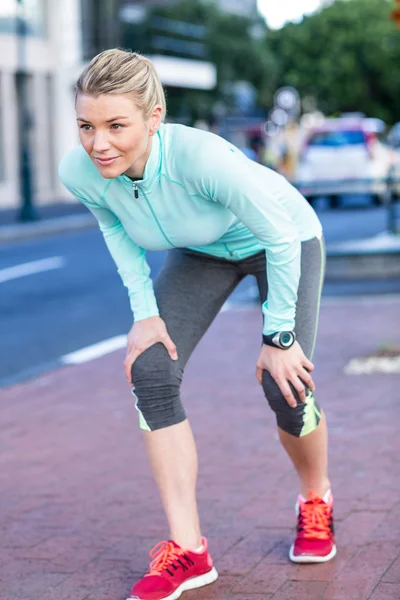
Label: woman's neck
xmin=124 ymin=137 xmax=153 ymax=180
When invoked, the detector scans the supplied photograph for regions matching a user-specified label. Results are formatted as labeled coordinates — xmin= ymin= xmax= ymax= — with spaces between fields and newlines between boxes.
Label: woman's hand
xmin=124 ymin=316 xmax=178 ymax=384
xmin=256 ymin=340 xmax=315 ymax=408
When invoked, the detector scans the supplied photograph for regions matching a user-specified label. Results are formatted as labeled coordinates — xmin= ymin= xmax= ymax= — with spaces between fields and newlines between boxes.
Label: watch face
xmin=280 ymin=332 xmax=294 ymax=346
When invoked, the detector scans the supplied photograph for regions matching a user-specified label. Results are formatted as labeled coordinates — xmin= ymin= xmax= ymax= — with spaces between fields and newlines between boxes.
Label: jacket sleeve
xmin=197 ymin=142 xmax=301 ymax=335
xmin=68 ymin=191 xmax=159 ymax=322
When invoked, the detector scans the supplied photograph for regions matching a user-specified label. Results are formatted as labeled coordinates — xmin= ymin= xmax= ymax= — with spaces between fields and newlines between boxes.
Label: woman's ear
xmin=149 ymin=105 xmax=163 ymax=136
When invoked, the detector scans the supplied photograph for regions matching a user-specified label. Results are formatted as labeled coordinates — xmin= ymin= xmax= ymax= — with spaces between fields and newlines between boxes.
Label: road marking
xmin=345 ymin=355 xmax=400 ymax=375
xmin=0 ymin=257 xmax=65 ymax=283
xmin=62 ymin=335 xmax=127 ymax=365
xmin=220 ymin=301 xmax=232 ymax=312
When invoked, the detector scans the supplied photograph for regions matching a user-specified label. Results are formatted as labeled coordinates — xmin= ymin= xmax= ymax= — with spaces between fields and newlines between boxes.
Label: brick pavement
xmin=1 ymin=296 xmax=399 ymax=600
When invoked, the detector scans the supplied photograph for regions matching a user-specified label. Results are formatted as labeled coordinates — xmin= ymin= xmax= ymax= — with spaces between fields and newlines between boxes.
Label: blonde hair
xmin=76 ymin=48 xmax=167 ymax=121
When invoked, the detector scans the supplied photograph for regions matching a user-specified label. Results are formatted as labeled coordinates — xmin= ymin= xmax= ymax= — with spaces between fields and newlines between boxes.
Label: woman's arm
xmin=58 ymin=147 xmax=159 ymax=322
xmin=193 ymin=140 xmax=316 ymax=405
xmin=197 ymin=141 xmax=301 ymax=336
xmin=71 ymin=192 xmax=159 ymax=322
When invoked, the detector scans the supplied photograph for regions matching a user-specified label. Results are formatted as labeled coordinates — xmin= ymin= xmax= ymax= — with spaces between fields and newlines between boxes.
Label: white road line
xmin=220 ymin=301 xmax=232 ymax=312
xmin=62 ymin=335 xmax=127 ymax=365
xmin=345 ymin=355 xmax=400 ymax=374
xmin=0 ymin=257 xmax=65 ymax=283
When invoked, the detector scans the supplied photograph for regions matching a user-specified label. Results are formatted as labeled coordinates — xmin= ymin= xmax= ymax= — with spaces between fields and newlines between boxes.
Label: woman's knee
xmin=262 ymin=371 xmax=321 ymax=437
xmin=131 ymin=343 xmax=186 ymax=431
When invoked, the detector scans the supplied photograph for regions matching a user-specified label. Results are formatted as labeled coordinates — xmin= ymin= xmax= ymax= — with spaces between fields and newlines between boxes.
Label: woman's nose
xmin=93 ymin=131 xmax=112 ymax=153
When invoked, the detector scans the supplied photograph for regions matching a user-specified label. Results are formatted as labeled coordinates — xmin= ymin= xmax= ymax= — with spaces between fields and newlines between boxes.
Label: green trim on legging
xmin=300 ymin=392 xmax=321 ymax=437
xmin=138 ymin=409 xmax=151 ymax=431
xmin=309 ymin=236 xmax=325 ymax=360
xmin=132 ymin=390 xmax=152 ymax=431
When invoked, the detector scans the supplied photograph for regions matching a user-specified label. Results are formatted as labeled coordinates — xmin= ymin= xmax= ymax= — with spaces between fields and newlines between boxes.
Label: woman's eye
xmin=111 ymin=123 xmax=123 ymax=130
xmin=80 ymin=124 xmax=92 ymax=131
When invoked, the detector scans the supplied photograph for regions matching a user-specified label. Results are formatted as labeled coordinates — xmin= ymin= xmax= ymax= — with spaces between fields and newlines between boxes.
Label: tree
xmin=267 ymin=0 xmax=400 ymax=123
xmin=122 ymin=0 xmax=277 ymax=122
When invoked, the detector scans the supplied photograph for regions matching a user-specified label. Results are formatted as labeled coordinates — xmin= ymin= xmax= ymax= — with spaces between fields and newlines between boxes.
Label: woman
xmin=59 ymin=49 xmax=336 ymax=600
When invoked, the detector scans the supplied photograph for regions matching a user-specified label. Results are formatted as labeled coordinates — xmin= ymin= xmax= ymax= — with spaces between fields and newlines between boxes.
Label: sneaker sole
xmin=127 ymin=566 xmax=218 ymax=600
xmin=289 ymin=544 xmax=337 ymax=564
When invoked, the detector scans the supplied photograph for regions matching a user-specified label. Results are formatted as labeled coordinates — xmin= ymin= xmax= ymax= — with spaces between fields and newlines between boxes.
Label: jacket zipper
xmin=224 ymin=242 xmax=234 ymax=257
xmin=136 ymin=185 xmax=174 ymax=248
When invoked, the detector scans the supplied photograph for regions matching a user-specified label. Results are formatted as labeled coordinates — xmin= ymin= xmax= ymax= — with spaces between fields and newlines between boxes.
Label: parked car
xmin=387 ymin=122 xmax=400 ymax=148
xmin=295 ymin=118 xmax=399 ymax=208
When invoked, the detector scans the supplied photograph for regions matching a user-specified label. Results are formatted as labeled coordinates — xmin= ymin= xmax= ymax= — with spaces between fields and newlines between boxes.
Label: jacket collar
xmin=118 ymin=125 xmax=163 ymax=193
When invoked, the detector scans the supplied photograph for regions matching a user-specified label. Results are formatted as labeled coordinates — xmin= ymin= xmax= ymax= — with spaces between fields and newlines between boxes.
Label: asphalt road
xmin=314 ymin=196 xmax=397 ymax=242
xmin=1 ymin=203 xmax=399 ymax=387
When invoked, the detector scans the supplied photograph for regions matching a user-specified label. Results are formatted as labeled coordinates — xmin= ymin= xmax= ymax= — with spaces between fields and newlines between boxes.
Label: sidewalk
xmin=1 ymin=297 xmax=399 ymax=600
xmin=0 ymin=203 xmax=87 ymax=226
xmin=0 ymin=203 xmax=95 ymax=243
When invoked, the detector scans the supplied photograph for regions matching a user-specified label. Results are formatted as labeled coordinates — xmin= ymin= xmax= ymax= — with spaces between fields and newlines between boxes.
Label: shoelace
xmin=145 ymin=541 xmax=186 ymax=577
xmin=298 ymin=493 xmax=333 ymax=540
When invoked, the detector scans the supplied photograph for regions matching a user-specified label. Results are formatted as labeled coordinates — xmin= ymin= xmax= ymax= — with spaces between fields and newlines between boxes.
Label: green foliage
xmin=123 ymin=0 xmax=275 ymax=120
xmin=121 ymin=0 xmax=400 ymax=124
xmin=206 ymin=9 xmax=277 ymax=107
xmin=268 ymin=0 xmax=400 ymax=124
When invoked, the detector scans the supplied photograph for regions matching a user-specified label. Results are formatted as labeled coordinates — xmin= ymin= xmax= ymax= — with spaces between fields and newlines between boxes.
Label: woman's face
xmin=76 ymin=93 xmax=162 ymax=179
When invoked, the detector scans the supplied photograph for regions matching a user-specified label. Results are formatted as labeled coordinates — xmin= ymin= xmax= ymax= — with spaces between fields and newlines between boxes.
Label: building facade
xmin=0 ymin=0 xmax=83 ymax=210
xmin=0 ymin=0 xmax=218 ymax=211
xmin=135 ymin=0 xmax=258 ymax=18
xmin=216 ymin=0 xmax=258 ymax=18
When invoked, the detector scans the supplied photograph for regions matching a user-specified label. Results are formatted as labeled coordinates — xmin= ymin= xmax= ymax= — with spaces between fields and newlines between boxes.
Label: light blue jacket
xmin=59 ymin=123 xmax=322 ymax=334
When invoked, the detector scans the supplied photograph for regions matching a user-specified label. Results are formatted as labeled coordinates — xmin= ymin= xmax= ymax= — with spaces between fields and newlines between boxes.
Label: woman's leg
xmin=249 ymin=237 xmax=329 ymax=498
xmin=132 ymin=250 xmax=242 ymax=549
xmin=278 ymin=412 xmax=330 ymax=499
xmin=143 ymin=420 xmax=201 ymax=549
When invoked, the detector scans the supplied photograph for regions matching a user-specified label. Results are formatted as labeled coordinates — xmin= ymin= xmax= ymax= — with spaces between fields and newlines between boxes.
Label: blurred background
xmin=1 ymin=0 xmax=400 ymax=386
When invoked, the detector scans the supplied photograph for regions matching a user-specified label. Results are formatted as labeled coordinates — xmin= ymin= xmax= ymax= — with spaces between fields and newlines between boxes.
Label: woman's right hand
xmin=124 ymin=316 xmax=178 ymax=385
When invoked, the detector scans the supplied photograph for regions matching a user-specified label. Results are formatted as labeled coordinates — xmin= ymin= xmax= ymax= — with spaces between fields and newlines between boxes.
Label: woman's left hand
xmin=256 ymin=341 xmax=315 ymax=408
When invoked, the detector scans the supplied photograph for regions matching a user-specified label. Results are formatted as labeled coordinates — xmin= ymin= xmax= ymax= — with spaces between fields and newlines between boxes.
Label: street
xmin=1 ymin=203 xmax=400 ymax=387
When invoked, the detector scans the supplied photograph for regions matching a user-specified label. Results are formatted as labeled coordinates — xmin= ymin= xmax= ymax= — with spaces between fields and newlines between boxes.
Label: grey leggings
xmin=132 ymin=236 xmax=326 ymax=437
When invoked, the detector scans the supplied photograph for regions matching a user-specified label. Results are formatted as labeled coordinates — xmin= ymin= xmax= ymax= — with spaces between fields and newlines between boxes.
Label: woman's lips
xmin=95 ymin=156 xmax=119 ymax=166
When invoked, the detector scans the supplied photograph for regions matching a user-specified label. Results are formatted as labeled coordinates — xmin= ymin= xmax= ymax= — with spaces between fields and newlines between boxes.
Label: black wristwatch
xmin=262 ymin=331 xmax=296 ymax=350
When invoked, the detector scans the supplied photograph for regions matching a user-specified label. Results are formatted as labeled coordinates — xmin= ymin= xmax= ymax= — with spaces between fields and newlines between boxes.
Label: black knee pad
xmin=262 ymin=371 xmax=321 ymax=437
xmin=131 ymin=343 xmax=186 ymax=431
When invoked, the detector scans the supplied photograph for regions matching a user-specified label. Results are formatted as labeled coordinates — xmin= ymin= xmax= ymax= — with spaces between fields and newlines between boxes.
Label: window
xmin=308 ymin=130 xmax=366 ymax=148
xmin=81 ymin=0 xmax=121 ymax=60
xmin=0 ymin=0 xmax=16 ymax=34
xmin=23 ymin=0 xmax=47 ymax=37
xmin=0 ymin=0 xmax=47 ymax=37
xmin=0 ymin=74 xmax=4 ymax=182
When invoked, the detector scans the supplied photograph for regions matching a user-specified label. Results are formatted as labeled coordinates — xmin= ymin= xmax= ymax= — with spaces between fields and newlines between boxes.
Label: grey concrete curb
xmin=325 ymin=252 xmax=400 ymax=279
xmin=325 ymin=231 xmax=400 ymax=279
xmin=0 ymin=214 xmax=96 ymax=243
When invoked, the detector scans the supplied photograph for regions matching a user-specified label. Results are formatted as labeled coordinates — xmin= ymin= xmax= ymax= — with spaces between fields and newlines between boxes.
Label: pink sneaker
xmin=289 ymin=490 xmax=337 ymax=563
xmin=127 ymin=537 xmax=218 ymax=600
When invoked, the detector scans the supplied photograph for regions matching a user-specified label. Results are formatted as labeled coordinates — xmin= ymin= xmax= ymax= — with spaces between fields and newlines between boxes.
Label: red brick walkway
xmin=1 ymin=296 xmax=399 ymax=600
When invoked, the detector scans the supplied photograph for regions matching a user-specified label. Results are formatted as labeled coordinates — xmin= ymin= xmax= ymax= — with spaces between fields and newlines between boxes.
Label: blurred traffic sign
xmin=264 ymin=120 xmax=280 ymax=137
xmin=265 ymin=86 xmax=301 ymax=137
xmin=232 ymin=81 xmax=257 ymax=113
xmin=270 ymin=107 xmax=288 ymax=127
xmin=274 ymin=86 xmax=300 ymax=117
